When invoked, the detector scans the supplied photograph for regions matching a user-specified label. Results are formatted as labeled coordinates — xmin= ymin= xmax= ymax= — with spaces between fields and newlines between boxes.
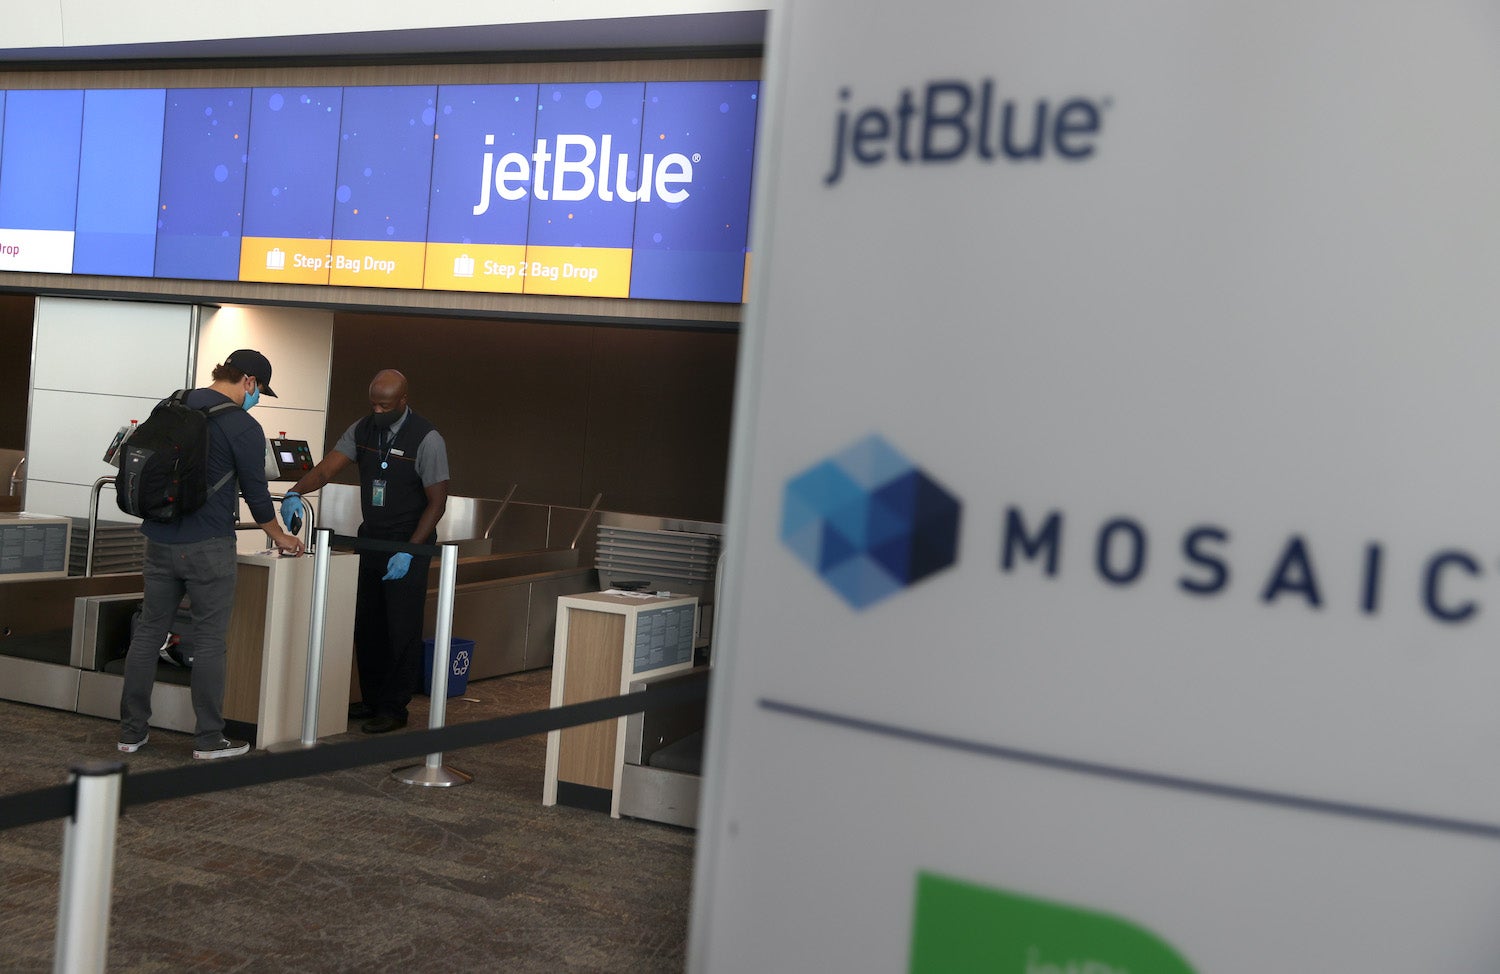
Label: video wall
xmin=0 ymin=81 xmax=759 ymax=303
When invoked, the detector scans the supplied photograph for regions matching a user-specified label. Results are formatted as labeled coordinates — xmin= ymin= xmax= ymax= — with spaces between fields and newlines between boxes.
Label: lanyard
xmin=371 ymin=425 xmax=395 ymax=471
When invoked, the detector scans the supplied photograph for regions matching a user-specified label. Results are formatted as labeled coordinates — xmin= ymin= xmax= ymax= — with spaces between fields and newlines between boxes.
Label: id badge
xmin=371 ymin=479 xmax=387 ymax=507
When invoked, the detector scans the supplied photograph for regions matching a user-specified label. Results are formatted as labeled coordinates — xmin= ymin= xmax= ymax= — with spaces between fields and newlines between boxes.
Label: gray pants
xmin=119 ymin=535 xmax=238 ymax=749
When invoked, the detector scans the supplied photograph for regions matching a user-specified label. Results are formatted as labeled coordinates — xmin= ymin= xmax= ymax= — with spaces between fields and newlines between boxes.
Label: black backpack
xmin=115 ymin=390 xmax=238 ymax=523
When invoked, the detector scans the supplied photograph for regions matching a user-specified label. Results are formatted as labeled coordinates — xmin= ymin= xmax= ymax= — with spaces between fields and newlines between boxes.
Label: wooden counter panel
xmin=223 ymin=567 xmax=268 ymax=723
xmin=556 ymin=609 xmax=625 ymax=790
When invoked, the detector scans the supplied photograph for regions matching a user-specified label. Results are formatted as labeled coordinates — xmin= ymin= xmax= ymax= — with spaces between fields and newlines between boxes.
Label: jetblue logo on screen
xmin=824 ymin=79 xmax=1109 ymax=185
xmin=472 ymin=134 xmax=695 ymax=213
xmin=781 ymin=435 xmax=961 ymax=609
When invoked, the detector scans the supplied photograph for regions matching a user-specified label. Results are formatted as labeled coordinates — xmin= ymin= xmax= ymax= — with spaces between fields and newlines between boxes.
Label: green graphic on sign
xmin=909 ymin=872 xmax=1198 ymax=974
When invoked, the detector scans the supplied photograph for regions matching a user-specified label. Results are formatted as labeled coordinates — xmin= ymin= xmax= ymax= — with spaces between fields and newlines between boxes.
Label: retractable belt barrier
xmin=20 ymin=679 xmax=708 ymax=974
xmin=0 ymin=677 xmax=708 ymax=832
xmin=10 ymin=528 xmax=702 ymax=966
xmin=329 ymin=533 xmax=440 ymax=557
xmin=13 ymin=527 xmax=688 ymax=972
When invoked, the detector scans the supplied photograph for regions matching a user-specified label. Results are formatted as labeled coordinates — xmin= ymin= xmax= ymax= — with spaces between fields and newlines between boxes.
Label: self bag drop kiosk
xmin=267 ymin=436 xmax=315 ymax=481
xmin=0 ymin=430 xmax=331 ymax=744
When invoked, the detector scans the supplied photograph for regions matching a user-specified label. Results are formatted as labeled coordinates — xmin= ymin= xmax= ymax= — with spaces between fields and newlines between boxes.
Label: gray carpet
xmin=0 ymin=669 xmax=696 ymax=972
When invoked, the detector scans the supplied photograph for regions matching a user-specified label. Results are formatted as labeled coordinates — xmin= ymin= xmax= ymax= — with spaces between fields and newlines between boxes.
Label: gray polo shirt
xmin=333 ymin=407 xmax=450 ymax=485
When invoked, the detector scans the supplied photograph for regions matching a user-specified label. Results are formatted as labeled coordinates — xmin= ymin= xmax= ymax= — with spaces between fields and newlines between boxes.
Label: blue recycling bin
xmin=420 ymin=637 xmax=473 ymax=697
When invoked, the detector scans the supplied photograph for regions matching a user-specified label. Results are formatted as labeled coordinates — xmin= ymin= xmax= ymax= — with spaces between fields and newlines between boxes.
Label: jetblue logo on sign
xmin=823 ymin=79 xmax=1109 ymax=186
xmin=781 ymin=435 xmax=961 ymax=609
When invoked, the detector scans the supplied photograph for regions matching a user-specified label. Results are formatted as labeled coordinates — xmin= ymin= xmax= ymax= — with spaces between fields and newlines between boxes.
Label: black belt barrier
xmin=0 ymin=677 xmax=708 ymax=832
xmin=330 ymin=533 xmax=441 ymax=557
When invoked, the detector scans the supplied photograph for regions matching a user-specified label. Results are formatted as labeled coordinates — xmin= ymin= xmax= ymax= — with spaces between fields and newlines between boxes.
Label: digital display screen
xmin=0 ymin=89 xmax=85 ymax=273
xmin=279 ymin=450 xmax=295 ymax=464
xmin=155 ymin=88 xmax=252 ymax=281
xmin=631 ymin=81 xmax=759 ymax=303
xmin=0 ymin=81 xmax=760 ymax=303
xmin=424 ymin=83 xmax=537 ymax=294
xmin=75 ymin=89 xmax=166 ymax=277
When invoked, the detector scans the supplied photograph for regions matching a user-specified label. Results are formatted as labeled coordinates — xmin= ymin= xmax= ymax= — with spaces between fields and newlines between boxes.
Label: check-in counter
xmin=543 ymin=592 xmax=699 ymax=817
xmin=66 ymin=531 xmax=358 ymax=744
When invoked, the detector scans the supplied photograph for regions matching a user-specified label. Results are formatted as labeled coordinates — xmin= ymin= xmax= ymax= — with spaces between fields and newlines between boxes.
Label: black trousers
xmin=353 ymin=543 xmax=432 ymax=720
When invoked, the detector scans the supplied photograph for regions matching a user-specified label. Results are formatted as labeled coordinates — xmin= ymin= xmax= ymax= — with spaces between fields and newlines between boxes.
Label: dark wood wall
xmin=325 ymin=313 xmax=738 ymax=523
xmin=0 ymin=295 xmax=34 ymax=450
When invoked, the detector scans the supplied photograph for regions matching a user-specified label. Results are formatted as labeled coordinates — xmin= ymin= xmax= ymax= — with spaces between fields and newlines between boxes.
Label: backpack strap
xmin=208 ymin=469 xmax=235 ymax=496
xmin=160 ymin=388 xmax=190 ymax=410
xmin=200 ymin=397 xmax=243 ymax=498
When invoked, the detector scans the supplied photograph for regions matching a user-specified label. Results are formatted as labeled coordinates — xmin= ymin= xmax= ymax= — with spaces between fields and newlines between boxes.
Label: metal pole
xmin=53 ymin=761 xmax=124 ymax=974
xmin=85 ymin=477 xmax=114 ymax=578
xmin=8 ymin=454 xmax=26 ymax=497
xmin=299 ymin=527 xmax=333 ymax=746
xmin=268 ymin=526 xmax=332 ymax=753
xmin=393 ymin=542 xmax=472 ymax=787
xmin=568 ymin=492 xmax=604 ymax=550
xmin=480 ymin=483 xmax=518 ymax=541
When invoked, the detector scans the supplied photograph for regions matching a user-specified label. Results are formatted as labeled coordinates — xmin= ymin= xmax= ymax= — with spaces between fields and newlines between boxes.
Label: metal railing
xmin=84 ymin=476 xmax=316 ymax=577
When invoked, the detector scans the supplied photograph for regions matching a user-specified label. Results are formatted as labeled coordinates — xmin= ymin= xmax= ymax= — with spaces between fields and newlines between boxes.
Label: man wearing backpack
xmin=117 ymin=349 xmax=304 ymax=760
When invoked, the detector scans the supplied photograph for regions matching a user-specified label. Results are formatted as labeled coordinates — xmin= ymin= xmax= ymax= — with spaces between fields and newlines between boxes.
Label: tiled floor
xmin=0 ymin=669 xmax=696 ymax=973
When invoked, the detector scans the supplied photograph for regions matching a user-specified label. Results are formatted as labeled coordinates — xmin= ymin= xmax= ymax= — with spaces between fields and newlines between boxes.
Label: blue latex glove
xmin=279 ymin=492 xmax=304 ymax=530
xmin=383 ymin=551 xmax=412 ymax=581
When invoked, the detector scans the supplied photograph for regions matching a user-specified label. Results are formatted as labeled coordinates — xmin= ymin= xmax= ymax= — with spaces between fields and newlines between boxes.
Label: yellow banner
xmin=423 ymin=242 xmax=527 ymax=293
xmin=239 ymin=238 xmax=333 ymax=285
xmin=521 ymin=246 xmax=632 ymax=298
xmin=326 ymin=240 xmax=427 ymax=289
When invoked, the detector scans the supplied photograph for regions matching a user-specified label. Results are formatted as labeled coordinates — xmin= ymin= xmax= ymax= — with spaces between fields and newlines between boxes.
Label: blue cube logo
xmin=781 ymin=434 xmax=961 ymax=609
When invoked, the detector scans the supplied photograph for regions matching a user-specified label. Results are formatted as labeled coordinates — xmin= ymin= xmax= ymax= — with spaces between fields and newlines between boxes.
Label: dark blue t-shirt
xmin=139 ymin=388 xmax=275 ymax=545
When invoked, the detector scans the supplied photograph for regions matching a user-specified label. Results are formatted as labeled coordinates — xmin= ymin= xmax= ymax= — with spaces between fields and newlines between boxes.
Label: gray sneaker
xmin=117 ymin=732 xmax=149 ymax=754
xmin=192 ymin=738 xmax=250 ymax=760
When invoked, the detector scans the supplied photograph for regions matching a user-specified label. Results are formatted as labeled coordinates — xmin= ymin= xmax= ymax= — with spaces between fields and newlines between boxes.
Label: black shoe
xmin=348 ymin=702 xmax=376 ymax=720
xmin=361 ymin=714 xmax=408 ymax=734
xmin=192 ymin=738 xmax=250 ymax=760
xmin=117 ymin=732 xmax=149 ymax=754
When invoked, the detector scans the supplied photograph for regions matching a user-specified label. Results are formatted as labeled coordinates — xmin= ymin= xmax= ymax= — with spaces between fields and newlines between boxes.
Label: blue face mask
xmin=242 ymin=382 xmax=260 ymax=411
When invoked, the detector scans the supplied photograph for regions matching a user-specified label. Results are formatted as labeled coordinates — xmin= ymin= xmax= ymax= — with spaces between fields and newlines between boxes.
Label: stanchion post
xmin=299 ymin=527 xmax=334 ymax=746
xmin=393 ymin=542 xmax=473 ymax=787
xmin=54 ymin=761 xmax=124 ymax=974
xmin=266 ymin=527 xmax=333 ymax=753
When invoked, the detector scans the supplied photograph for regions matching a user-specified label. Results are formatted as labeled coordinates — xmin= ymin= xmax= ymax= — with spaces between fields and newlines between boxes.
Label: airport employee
xmin=281 ymin=370 xmax=449 ymax=734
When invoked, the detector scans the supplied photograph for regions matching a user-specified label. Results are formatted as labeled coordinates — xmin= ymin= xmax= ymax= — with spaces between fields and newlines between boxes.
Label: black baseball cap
xmin=223 ymin=349 xmax=277 ymax=397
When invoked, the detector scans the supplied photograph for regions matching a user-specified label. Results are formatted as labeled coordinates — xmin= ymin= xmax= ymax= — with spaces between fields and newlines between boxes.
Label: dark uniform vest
xmin=354 ymin=408 xmax=436 ymax=542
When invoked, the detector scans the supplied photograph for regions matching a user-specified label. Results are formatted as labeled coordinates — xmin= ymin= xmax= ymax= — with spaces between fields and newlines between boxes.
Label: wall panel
xmin=0 ymin=294 xmax=34 ymax=449
xmin=26 ymin=296 xmax=194 ymax=519
xmin=325 ymin=313 xmax=736 ymax=522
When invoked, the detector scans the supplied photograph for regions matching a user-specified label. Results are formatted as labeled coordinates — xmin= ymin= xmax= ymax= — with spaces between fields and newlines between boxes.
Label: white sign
xmin=693 ymin=1 xmax=1500 ymax=970
xmin=0 ymin=229 xmax=74 ymax=273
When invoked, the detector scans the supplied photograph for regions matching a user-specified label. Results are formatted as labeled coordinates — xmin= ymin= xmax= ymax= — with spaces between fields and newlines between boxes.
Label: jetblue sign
xmin=701 ymin=3 xmax=1500 ymax=971
xmin=823 ymin=78 xmax=1109 ymax=185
